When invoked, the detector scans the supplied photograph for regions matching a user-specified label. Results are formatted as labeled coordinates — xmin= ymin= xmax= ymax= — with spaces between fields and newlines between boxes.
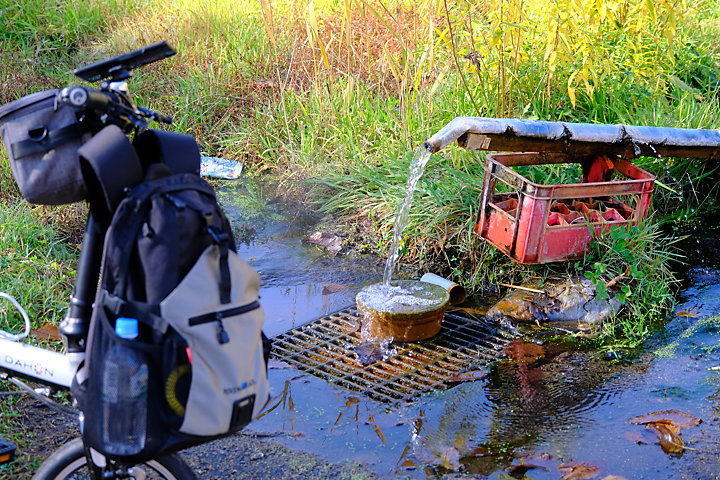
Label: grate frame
xmin=271 ymin=307 xmax=513 ymax=403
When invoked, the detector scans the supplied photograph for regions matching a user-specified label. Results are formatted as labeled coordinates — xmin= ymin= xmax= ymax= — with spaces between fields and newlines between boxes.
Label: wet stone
xmin=302 ymin=231 xmax=342 ymax=253
xmin=486 ymin=277 xmax=622 ymax=328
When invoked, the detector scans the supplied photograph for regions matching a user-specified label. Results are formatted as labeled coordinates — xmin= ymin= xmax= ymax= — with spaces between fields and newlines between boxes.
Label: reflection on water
xmin=259 ymin=284 xmax=357 ymax=336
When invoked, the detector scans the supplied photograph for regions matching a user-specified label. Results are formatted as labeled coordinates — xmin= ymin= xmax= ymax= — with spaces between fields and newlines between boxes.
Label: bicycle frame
xmin=0 ymin=337 xmax=75 ymax=389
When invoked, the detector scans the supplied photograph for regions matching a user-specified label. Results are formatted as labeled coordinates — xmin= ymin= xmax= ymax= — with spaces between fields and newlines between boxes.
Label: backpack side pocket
xmin=80 ymin=294 xmax=170 ymax=461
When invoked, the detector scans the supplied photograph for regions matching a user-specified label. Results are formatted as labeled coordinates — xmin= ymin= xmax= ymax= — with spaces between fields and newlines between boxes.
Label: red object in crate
xmin=475 ymin=153 xmax=655 ymax=264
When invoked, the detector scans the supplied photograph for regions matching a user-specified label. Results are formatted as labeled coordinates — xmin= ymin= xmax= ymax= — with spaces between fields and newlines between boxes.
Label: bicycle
xmin=0 ymin=41 xmax=205 ymax=480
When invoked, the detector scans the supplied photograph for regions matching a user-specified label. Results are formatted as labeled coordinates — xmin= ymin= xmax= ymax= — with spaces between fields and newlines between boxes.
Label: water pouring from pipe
xmin=356 ymin=145 xmax=450 ymax=345
xmin=382 ymin=145 xmax=433 ymax=285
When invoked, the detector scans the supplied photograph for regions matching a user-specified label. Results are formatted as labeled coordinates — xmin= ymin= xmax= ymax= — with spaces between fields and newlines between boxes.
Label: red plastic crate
xmin=474 ymin=152 xmax=655 ymax=264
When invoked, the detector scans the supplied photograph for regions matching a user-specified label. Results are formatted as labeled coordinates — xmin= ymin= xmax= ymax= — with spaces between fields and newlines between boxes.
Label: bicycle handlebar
xmin=57 ymin=85 xmax=172 ymax=134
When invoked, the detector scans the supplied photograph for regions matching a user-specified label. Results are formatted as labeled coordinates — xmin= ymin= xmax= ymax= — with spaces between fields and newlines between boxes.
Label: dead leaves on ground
xmin=628 ymin=409 xmax=702 ymax=454
xmin=29 ymin=322 xmax=61 ymax=341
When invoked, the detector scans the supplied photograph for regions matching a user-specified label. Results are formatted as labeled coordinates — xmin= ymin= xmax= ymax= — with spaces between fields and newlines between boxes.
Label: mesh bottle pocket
xmin=80 ymin=305 xmax=169 ymax=461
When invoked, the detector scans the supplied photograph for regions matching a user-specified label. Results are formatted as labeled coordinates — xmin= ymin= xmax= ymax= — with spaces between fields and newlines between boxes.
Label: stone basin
xmin=356 ymin=280 xmax=450 ymax=342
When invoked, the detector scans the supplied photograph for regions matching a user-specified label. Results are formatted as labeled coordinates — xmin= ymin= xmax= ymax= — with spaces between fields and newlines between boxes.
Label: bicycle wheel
xmin=32 ymin=438 xmax=197 ymax=480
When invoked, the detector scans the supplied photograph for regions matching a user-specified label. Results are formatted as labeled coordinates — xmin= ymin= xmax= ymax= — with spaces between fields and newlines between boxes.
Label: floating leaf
xmin=559 ymin=462 xmax=599 ymax=480
xmin=646 ymin=421 xmax=684 ymax=454
xmin=676 ymin=310 xmax=699 ymax=318
xmin=629 ymin=409 xmax=702 ymax=429
xmin=30 ymin=322 xmax=61 ymax=341
xmin=368 ymin=416 xmax=387 ymax=445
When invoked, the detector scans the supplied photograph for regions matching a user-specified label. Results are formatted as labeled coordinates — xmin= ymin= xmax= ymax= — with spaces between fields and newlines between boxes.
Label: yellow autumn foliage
xmin=439 ymin=0 xmax=702 ymax=114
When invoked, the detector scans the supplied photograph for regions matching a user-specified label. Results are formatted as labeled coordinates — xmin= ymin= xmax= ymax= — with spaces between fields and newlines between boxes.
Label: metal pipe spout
xmin=424 ymin=116 xmax=720 ymax=160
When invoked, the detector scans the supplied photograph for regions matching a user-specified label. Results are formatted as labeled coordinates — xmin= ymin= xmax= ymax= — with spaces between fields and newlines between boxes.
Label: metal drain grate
xmin=271 ymin=307 xmax=513 ymax=403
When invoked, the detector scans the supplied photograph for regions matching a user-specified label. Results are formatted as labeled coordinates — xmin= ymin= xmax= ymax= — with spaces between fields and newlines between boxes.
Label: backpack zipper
xmin=188 ymin=300 xmax=261 ymax=343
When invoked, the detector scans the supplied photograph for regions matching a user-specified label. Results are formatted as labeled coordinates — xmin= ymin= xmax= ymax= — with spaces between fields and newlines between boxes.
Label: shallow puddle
xmin=216 ymin=179 xmax=383 ymax=336
xmin=220 ymin=178 xmax=720 ymax=479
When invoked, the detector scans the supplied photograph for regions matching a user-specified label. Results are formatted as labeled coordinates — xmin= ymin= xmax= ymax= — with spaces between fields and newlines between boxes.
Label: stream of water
xmin=382 ymin=146 xmax=432 ymax=285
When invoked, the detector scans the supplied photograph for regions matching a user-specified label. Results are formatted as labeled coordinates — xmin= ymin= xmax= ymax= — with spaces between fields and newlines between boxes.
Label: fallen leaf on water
xmin=30 ymin=322 xmax=61 ymax=341
xmin=628 ymin=409 xmax=702 ymax=429
xmin=505 ymin=339 xmax=545 ymax=364
xmin=401 ymin=459 xmax=415 ymax=467
xmin=559 ymin=462 xmax=599 ymax=480
xmin=449 ymin=369 xmax=489 ymax=383
xmin=368 ymin=416 xmax=388 ymax=444
xmin=645 ymin=421 xmax=685 ymax=454
xmin=676 ymin=309 xmax=700 ymax=318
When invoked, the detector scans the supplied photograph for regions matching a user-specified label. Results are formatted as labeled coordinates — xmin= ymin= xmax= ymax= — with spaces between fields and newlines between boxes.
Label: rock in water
xmin=486 ymin=277 xmax=621 ymax=328
xmin=303 ymin=231 xmax=342 ymax=253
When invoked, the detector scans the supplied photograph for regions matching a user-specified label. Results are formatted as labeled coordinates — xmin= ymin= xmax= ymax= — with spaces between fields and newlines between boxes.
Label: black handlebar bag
xmin=0 ymin=90 xmax=89 ymax=204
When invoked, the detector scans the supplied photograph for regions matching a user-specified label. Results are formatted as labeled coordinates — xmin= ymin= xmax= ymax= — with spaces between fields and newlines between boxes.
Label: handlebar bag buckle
xmin=0 ymin=90 xmax=90 ymax=205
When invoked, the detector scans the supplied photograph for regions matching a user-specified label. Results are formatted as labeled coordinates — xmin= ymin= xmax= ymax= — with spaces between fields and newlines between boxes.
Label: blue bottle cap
xmin=115 ymin=317 xmax=139 ymax=339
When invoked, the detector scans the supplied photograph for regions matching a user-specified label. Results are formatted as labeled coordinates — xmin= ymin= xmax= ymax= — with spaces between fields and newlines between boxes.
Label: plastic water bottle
xmin=101 ymin=317 xmax=148 ymax=455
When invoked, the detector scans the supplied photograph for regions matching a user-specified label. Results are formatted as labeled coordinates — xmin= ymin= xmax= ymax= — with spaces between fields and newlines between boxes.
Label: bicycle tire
xmin=32 ymin=438 xmax=197 ymax=480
